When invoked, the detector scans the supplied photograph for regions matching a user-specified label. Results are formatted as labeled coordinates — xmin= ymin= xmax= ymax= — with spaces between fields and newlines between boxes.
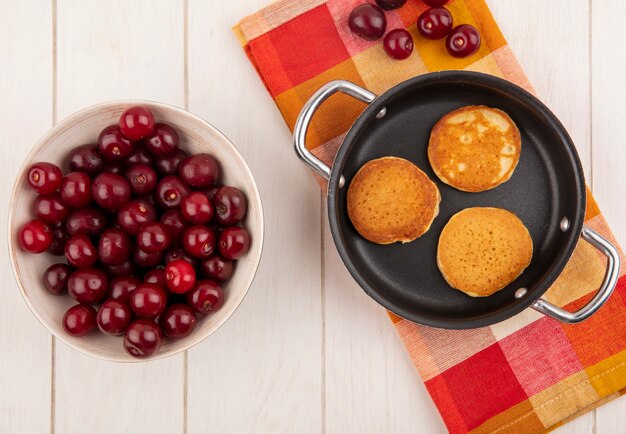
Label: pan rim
xmin=327 ymin=71 xmax=586 ymax=329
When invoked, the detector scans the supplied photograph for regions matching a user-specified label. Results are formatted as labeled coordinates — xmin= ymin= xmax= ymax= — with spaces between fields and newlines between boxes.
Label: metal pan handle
xmin=294 ymin=80 xmax=377 ymax=188
xmin=532 ymin=226 xmax=621 ymax=323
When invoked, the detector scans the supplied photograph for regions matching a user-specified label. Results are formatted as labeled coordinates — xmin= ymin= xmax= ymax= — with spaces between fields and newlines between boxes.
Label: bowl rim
xmin=8 ymin=99 xmax=265 ymax=363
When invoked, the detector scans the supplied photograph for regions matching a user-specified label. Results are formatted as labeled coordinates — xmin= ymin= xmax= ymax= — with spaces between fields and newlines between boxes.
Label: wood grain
xmin=489 ymin=0 xmax=592 ymax=175
xmin=592 ymin=0 xmax=626 ymax=431
xmin=591 ymin=0 xmax=626 ymax=245
xmin=0 ymin=1 xmax=53 ymax=433
xmin=323 ymin=216 xmax=447 ymax=434
xmin=186 ymin=1 xmax=323 ymax=433
xmin=53 ymin=1 xmax=185 ymax=433
xmin=0 ymin=0 xmax=624 ymax=432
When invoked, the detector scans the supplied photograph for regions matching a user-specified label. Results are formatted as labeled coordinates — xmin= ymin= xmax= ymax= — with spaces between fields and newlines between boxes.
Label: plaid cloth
xmin=234 ymin=1 xmax=626 ymax=432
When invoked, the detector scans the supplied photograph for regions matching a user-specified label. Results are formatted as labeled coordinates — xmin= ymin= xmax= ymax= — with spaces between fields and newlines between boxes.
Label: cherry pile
xmin=348 ymin=0 xmax=481 ymax=60
xmin=19 ymin=105 xmax=251 ymax=359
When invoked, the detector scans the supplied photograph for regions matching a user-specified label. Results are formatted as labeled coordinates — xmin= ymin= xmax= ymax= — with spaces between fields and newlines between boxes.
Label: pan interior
xmin=329 ymin=74 xmax=585 ymax=328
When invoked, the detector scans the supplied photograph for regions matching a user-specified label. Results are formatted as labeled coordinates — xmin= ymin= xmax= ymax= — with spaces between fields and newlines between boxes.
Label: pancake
xmin=437 ymin=207 xmax=533 ymax=297
xmin=347 ymin=157 xmax=440 ymax=245
xmin=428 ymin=105 xmax=522 ymax=192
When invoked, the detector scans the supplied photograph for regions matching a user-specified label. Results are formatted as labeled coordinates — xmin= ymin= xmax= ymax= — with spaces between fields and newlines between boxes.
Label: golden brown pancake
xmin=347 ymin=157 xmax=440 ymax=244
xmin=428 ymin=105 xmax=522 ymax=192
xmin=437 ymin=207 xmax=533 ymax=297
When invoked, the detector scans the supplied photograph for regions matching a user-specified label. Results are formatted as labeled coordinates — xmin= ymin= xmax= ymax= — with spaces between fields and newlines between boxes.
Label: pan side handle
xmin=294 ymin=80 xmax=377 ymax=188
xmin=532 ymin=226 xmax=621 ymax=323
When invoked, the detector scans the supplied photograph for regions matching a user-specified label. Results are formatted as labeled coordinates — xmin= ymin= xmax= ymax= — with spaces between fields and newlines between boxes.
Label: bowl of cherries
xmin=8 ymin=102 xmax=263 ymax=361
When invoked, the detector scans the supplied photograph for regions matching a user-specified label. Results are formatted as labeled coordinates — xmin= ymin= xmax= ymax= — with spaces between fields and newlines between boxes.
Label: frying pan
xmin=294 ymin=71 xmax=620 ymax=329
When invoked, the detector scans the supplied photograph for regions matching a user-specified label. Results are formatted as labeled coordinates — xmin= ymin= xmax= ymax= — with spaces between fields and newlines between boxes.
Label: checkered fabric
xmin=235 ymin=1 xmax=626 ymax=432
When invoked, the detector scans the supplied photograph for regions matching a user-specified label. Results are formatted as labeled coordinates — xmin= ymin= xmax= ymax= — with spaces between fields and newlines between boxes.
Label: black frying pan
xmin=294 ymin=71 xmax=620 ymax=329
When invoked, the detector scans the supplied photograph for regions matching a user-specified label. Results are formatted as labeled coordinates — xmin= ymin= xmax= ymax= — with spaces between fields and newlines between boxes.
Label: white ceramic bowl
xmin=8 ymin=101 xmax=264 ymax=362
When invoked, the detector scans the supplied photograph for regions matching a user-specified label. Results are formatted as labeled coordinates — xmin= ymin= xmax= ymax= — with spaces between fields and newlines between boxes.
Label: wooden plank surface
xmin=592 ymin=0 xmax=626 ymax=431
xmin=186 ymin=1 xmax=323 ymax=432
xmin=0 ymin=1 xmax=53 ymax=433
xmin=53 ymin=1 xmax=185 ymax=433
xmin=323 ymin=220 xmax=447 ymax=434
xmin=0 ymin=0 xmax=624 ymax=433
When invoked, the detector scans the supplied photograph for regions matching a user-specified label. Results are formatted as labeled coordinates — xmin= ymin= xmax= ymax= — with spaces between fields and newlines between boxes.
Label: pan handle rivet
xmin=515 ymin=288 xmax=528 ymax=299
xmin=560 ymin=217 xmax=570 ymax=232
xmin=376 ymin=107 xmax=387 ymax=119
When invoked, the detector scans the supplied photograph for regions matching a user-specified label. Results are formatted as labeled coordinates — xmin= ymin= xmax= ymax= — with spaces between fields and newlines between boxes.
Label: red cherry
xmin=67 ymin=267 xmax=108 ymax=304
xmin=129 ymin=283 xmax=167 ymax=319
xmin=200 ymin=255 xmax=234 ymax=282
xmin=97 ymin=299 xmax=132 ymax=335
xmin=63 ymin=304 xmax=97 ymax=337
xmin=164 ymin=246 xmax=198 ymax=268
xmin=348 ymin=4 xmax=387 ymax=41
xmin=98 ymin=228 xmax=132 ymax=265
xmin=155 ymin=149 xmax=188 ymax=176
xmin=159 ymin=210 xmax=187 ymax=239
xmin=160 ymin=304 xmax=197 ymax=339
xmin=117 ymin=199 xmax=157 ymax=236
xmin=19 ymin=219 xmax=53 ymax=253
xmin=98 ymin=125 xmax=134 ymax=160
xmin=60 ymin=172 xmax=92 ymax=208
xmin=43 ymin=263 xmax=72 ymax=295
xmin=124 ymin=319 xmax=163 ymax=358
xmin=218 ymin=226 xmax=250 ymax=260
xmin=178 ymin=154 xmax=220 ymax=189
xmin=145 ymin=123 xmax=179 ymax=156
xmin=383 ymin=29 xmax=414 ymax=60
xmin=423 ymin=0 xmax=449 ymax=6
xmin=92 ymin=173 xmax=132 ymax=211
xmin=144 ymin=268 xmax=166 ymax=287
xmin=418 ymin=7 xmax=453 ymax=40
xmin=375 ymin=0 xmax=407 ymax=10
xmin=182 ymin=225 xmax=215 ymax=259
xmin=48 ymin=224 xmax=69 ymax=256
xmin=119 ymin=106 xmax=155 ymax=141
xmin=103 ymin=161 xmax=126 ymax=175
xmin=66 ymin=144 xmax=105 ymax=176
xmin=103 ymin=260 xmax=137 ymax=278
xmin=446 ymin=24 xmax=481 ymax=58
xmin=186 ymin=280 xmax=224 ymax=315
xmin=203 ymin=185 xmax=221 ymax=201
xmin=165 ymin=259 xmax=196 ymax=294
xmin=137 ymin=222 xmax=172 ymax=253
xmin=125 ymin=164 xmax=158 ymax=196
xmin=109 ymin=276 xmax=141 ymax=302
xmin=27 ymin=162 xmax=63 ymax=194
xmin=126 ymin=144 xmax=155 ymax=167
xmin=181 ymin=192 xmax=214 ymax=224
xmin=65 ymin=234 xmax=98 ymax=268
xmin=33 ymin=193 xmax=69 ymax=224
xmin=65 ymin=207 xmax=108 ymax=237
xmin=155 ymin=175 xmax=192 ymax=209
xmin=133 ymin=246 xmax=164 ymax=268
xmin=212 ymin=186 xmax=247 ymax=225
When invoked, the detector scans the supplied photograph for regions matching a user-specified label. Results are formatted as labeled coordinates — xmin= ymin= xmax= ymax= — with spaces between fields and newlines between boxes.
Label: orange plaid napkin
xmin=234 ymin=1 xmax=626 ymax=432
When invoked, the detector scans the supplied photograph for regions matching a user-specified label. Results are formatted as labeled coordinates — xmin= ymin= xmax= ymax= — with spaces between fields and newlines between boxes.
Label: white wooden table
xmin=1 ymin=1 xmax=624 ymax=433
